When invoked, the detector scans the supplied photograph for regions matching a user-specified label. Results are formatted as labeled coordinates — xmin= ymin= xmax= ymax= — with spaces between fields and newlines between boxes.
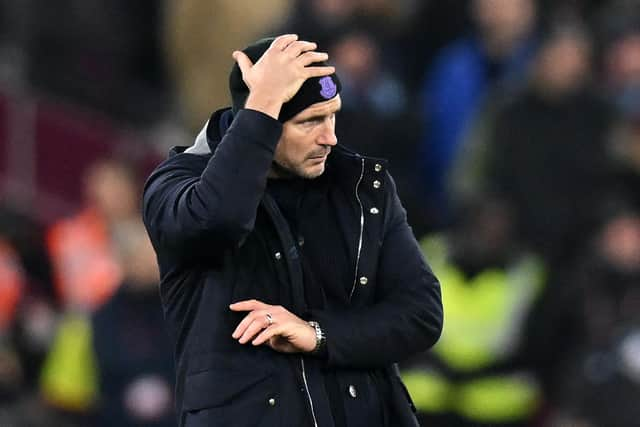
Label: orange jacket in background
xmin=46 ymin=208 xmax=121 ymax=312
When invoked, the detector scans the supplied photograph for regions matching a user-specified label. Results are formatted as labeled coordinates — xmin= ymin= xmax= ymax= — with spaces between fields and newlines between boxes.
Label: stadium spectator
xmin=536 ymin=208 xmax=640 ymax=427
xmin=40 ymin=159 xmax=140 ymax=420
xmin=0 ymin=214 xmax=65 ymax=427
xmin=418 ymin=0 xmax=538 ymax=228
xmin=46 ymin=159 xmax=139 ymax=312
xmin=402 ymin=197 xmax=545 ymax=427
xmin=464 ymin=24 xmax=613 ymax=267
xmin=92 ymin=220 xmax=174 ymax=427
xmin=601 ymin=28 xmax=640 ymax=208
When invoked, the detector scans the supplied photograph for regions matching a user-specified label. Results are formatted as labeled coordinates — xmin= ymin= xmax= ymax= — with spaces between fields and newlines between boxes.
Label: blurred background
xmin=0 ymin=0 xmax=639 ymax=426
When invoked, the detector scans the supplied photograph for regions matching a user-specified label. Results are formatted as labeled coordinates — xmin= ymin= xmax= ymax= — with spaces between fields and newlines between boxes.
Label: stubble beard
xmin=270 ymin=159 xmax=325 ymax=180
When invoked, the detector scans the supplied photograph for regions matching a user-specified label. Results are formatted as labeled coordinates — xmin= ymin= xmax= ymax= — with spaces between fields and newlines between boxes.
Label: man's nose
xmin=318 ymin=121 xmax=338 ymax=146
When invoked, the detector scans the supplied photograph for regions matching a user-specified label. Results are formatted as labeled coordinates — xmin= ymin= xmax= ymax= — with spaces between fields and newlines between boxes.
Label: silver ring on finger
xmin=265 ymin=313 xmax=274 ymax=327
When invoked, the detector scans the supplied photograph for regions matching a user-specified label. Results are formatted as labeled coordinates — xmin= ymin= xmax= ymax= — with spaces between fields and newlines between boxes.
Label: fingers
xmin=232 ymin=50 xmax=253 ymax=76
xmin=271 ymin=34 xmax=299 ymax=51
xmin=237 ymin=314 xmax=271 ymax=344
xmin=229 ymin=299 xmax=268 ymax=312
xmin=252 ymin=324 xmax=283 ymax=346
xmin=297 ymin=51 xmax=329 ymax=66
xmin=230 ymin=305 xmax=312 ymax=353
xmin=304 ymin=65 xmax=336 ymax=79
xmin=230 ymin=300 xmax=270 ymax=342
xmin=233 ymin=33 xmax=332 ymax=102
xmin=232 ymin=308 xmax=271 ymax=341
xmin=252 ymin=322 xmax=316 ymax=353
xmin=284 ymin=40 xmax=318 ymax=57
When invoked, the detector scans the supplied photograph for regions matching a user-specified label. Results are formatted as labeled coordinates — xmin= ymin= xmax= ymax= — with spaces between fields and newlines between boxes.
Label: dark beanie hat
xmin=229 ymin=37 xmax=341 ymax=122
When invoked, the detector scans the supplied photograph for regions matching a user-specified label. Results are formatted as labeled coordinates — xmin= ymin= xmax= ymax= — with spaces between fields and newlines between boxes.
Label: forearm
xmin=310 ymin=176 xmax=443 ymax=368
xmin=143 ymin=109 xmax=282 ymax=251
xmin=244 ymin=91 xmax=283 ymax=120
xmin=309 ymin=278 xmax=442 ymax=368
xmin=194 ymin=108 xmax=282 ymax=230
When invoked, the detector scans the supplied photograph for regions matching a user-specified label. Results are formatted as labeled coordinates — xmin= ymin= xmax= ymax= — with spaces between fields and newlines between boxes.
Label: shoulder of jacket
xmin=143 ymin=151 xmax=210 ymax=197
xmin=153 ymin=150 xmax=210 ymax=175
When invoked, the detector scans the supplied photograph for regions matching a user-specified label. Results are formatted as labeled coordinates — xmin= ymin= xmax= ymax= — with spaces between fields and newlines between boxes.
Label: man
xmin=142 ymin=34 xmax=443 ymax=427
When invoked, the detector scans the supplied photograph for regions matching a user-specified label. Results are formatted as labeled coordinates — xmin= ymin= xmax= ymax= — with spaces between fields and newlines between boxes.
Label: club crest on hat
xmin=319 ymin=76 xmax=337 ymax=99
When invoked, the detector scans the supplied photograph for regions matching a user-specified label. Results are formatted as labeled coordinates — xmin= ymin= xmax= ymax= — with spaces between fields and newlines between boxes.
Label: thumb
xmin=232 ymin=50 xmax=253 ymax=76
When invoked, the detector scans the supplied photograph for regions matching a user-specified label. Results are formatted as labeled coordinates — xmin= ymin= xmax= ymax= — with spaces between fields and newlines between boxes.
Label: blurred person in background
xmin=331 ymin=29 xmax=407 ymax=119
xmin=0 ymin=206 xmax=56 ymax=391
xmin=459 ymin=23 xmax=613 ymax=268
xmin=0 ymin=211 xmax=66 ymax=426
xmin=279 ymin=0 xmax=422 ymax=102
xmin=46 ymin=159 xmax=140 ymax=312
xmin=92 ymin=220 xmax=174 ymax=427
xmin=402 ymin=197 xmax=545 ymax=427
xmin=41 ymin=159 xmax=141 ymax=422
xmin=276 ymin=0 xmax=418 ymax=100
xmin=532 ymin=207 xmax=640 ymax=427
xmin=418 ymin=0 xmax=538 ymax=229
xmin=143 ymin=35 xmax=443 ymax=427
xmin=392 ymin=0 xmax=469 ymax=92
xmin=281 ymin=0 xmax=418 ymax=48
xmin=278 ymin=0 xmax=359 ymax=48
xmin=601 ymin=27 xmax=640 ymax=209
xmin=461 ymin=30 xmax=615 ymax=395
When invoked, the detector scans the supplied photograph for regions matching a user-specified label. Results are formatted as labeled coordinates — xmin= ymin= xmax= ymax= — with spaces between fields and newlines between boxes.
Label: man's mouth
xmin=308 ymin=149 xmax=330 ymax=160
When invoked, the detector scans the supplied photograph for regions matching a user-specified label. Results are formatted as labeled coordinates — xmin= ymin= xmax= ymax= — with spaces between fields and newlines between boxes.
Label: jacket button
xmin=374 ymin=163 xmax=382 ymax=172
xmin=370 ymin=207 xmax=379 ymax=215
xmin=348 ymin=385 xmax=357 ymax=398
xmin=359 ymin=276 xmax=368 ymax=285
xmin=268 ymin=397 xmax=276 ymax=406
xmin=274 ymin=252 xmax=282 ymax=260
xmin=373 ymin=180 xmax=381 ymax=189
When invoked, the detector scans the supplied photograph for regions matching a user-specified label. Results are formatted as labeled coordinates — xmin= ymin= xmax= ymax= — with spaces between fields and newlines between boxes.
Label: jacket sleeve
xmin=142 ymin=109 xmax=282 ymax=255
xmin=309 ymin=175 xmax=443 ymax=368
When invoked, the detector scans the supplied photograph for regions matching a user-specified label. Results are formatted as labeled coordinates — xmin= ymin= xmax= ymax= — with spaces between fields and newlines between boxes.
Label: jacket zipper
xmin=300 ymin=357 xmax=319 ymax=427
xmin=349 ymin=157 xmax=366 ymax=301
xmin=261 ymin=196 xmax=318 ymax=426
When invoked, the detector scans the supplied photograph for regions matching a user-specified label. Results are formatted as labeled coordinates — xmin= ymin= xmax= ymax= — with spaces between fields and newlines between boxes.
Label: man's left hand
xmin=230 ymin=300 xmax=316 ymax=353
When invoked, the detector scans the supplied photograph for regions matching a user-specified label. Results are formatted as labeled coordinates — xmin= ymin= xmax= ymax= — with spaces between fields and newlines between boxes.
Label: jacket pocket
xmin=183 ymin=368 xmax=281 ymax=427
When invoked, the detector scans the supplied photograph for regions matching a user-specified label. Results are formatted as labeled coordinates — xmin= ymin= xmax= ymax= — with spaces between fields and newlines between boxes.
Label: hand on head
xmin=232 ymin=34 xmax=335 ymax=119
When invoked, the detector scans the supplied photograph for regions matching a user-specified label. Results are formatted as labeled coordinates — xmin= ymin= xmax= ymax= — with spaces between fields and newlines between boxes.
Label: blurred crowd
xmin=0 ymin=0 xmax=639 ymax=426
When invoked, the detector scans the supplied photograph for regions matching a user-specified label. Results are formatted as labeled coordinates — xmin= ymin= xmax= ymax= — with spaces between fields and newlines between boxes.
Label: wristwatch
xmin=307 ymin=321 xmax=326 ymax=354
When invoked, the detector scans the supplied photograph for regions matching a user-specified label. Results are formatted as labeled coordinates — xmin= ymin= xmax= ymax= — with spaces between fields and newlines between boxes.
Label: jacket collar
xmin=182 ymin=108 xmax=234 ymax=156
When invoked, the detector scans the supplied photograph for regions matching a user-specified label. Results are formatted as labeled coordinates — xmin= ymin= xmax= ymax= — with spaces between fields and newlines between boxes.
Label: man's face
xmin=472 ymin=0 xmax=535 ymax=42
xmin=272 ymin=95 xmax=341 ymax=179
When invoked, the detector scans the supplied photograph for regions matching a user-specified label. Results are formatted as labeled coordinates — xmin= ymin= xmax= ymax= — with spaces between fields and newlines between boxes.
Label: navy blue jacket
xmin=142 ymin=108 xmax=443 ymax=427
